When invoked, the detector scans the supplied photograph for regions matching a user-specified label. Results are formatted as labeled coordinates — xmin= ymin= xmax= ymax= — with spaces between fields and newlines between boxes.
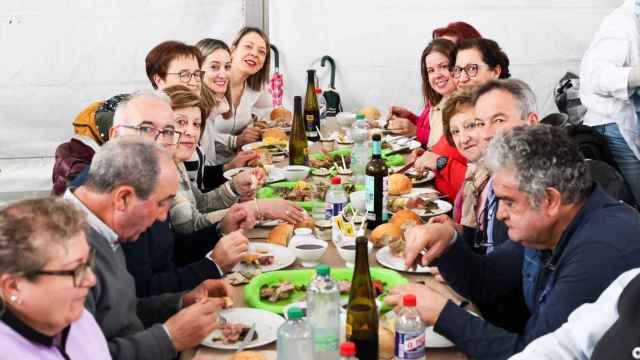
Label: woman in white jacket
xmin=212 ymin=27 xmax=273 ymax=165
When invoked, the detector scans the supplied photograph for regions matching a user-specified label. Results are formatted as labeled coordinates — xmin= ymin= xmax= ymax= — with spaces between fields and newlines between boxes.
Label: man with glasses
xmin=385 ymin=84 xmax=640 ymax=359
xmin=66 ymin=136 xmax=243 ymax=360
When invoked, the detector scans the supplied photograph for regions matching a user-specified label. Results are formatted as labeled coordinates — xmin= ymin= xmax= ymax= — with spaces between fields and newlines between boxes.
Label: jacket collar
xmin=1 ymin=308 xmax=70 ymax=348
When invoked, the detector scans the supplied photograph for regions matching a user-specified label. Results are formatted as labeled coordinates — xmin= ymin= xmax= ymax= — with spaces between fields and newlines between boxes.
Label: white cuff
xmin=206 ymin=250 xmax=226 ymax=275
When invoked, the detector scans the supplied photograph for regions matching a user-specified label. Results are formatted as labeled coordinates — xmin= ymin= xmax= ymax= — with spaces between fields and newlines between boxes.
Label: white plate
xmin=257 ymin=219 xmax=283 ymax=227
xmin=201 ymin=307 xmax=285 ymax=350
xmin=223 ymin=167 xmax=285 ymax=184
xmin=405 ymin=168 xmax=435 ymax=184
xmin=425 ymin=326 xmax=455 ymax=348
xmin=241 ymin=141 xmax=287 ymax=155
xmin=231 ymin=243 xmax=295 ymax=273
xmin=420 ymin=199 xmax=453 ymax=218
xmin=375 ymin=246 xmax=432 ymax=274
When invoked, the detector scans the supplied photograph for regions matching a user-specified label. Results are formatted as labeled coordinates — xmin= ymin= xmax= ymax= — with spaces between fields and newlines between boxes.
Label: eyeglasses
xmin=166 ymin=70 xmax=205 ymax=83
xmin=117 ymin=124 xmax=182 ymax=144
xmin=452 ymin=64 xmax=485 ymax=79
xmin=31 ymin=249 xmax=96 ymax=287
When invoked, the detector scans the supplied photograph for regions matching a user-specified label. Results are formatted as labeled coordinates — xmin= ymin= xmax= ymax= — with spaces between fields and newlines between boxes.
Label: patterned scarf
xmin=460 ymin=164 xmax=490 ymax=227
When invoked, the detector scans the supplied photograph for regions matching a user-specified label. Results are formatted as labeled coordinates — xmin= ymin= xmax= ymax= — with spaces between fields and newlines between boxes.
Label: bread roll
xmin=262 ymin=128 xmax=287 ymax=142
xmin=369 ymin=223 xmax=403 ymax=248
xmin=230 ymin=351 xmax=267 ymax=360
xmin=390 ymin=209 xmax=422 ymax=228
xmin=267 ymin=223 xmax=294 ymax=246
xmin=270 ymin=107 xmax=292 ymax=122
xmin=379 ymin=325 xmax=395 ymax=359
xmin=389 ymin=174 xmax=412 ymax=195
xmin=359 ymin=106 xmax=381 ymax=120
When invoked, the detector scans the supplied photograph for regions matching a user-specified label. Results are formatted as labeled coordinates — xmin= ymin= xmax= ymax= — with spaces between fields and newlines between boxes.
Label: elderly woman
xmin=391 ymin=39 xmax=468 ymax=201
xmin=212 ymin=27 xmax=273 ymax=164
xmin=0 ymin=198 xmax=110 ymax=359
xmin=452 ymin=38 xmax=510 ymax=91
xmin=441 ymin=91 xmax=489 ymax=228
xmin=165 ymin=85 xmax=304 ymax=234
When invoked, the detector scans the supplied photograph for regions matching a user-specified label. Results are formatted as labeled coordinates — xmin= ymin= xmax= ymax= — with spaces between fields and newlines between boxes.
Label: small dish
xmin=288 ymin=229 xmax=328 ymax=267
xmin=283 ymin=165 xmax=310 ymax=181
xmin=336 ymin=240 xmax=373 ymax=268
xmin=314 ymin=219 xmax=332 ymax=241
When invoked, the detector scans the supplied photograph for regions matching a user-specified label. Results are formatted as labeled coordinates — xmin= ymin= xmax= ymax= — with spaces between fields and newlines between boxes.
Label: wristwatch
xmin=436 ymin=156 xmax=449 ymax=172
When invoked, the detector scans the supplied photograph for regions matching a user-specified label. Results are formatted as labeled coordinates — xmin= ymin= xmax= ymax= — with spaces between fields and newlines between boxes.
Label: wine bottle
xmin=365 ymin=133 xmax=389 ymax=229
xmin=289 ymin=96 xmax=309 ymax=165
xmin=304 ymin=69 xmax=320 ymax=142
xmin=346 ymin=236 xmax=379 ymax=359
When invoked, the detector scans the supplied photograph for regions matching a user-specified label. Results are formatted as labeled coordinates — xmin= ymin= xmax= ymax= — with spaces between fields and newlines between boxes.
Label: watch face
xmin=436 ymin=156 xmax=448 ymax=170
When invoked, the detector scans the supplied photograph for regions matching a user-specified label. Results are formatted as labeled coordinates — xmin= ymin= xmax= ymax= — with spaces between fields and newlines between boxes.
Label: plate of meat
xmin=231 ymin=243 xmax=295 ymax=273
xmin=201 ymin=307 xmax=285 ymax=350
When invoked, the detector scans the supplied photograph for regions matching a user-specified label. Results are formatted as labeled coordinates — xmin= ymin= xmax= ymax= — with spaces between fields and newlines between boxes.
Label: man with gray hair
xmin=65 ymin=136 xmax=235 ymax=360
xmin=385 ymin=125 xmax=640 ymax=360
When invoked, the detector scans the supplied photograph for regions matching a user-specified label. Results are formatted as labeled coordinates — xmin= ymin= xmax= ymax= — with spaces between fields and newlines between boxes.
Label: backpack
xmin=565 ymin=124 xmax=619 ymax=170
xmin=554 ymin=72 xmax=587 ymax=125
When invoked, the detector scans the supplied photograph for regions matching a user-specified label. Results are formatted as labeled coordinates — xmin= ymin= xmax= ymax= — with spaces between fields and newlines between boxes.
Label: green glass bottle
xmin=289 ymin=96 xmax=309 ymax=165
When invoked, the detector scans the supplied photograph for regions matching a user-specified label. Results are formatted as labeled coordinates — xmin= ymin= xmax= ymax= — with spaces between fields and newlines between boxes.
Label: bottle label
xmin=313 ymin=334 xmax=339 ymax=352
xmin=395 ymin=330 xmax=426 ymax=359
xmin=372 ymin=139 xmax=381 ymax=156
xmin=325 ymin=201 xmax=345 ymax=220
xmin=306 ymin=130 xmax=318 ymax=138
xmin=365 ymin=175 xmax=388 ymax=221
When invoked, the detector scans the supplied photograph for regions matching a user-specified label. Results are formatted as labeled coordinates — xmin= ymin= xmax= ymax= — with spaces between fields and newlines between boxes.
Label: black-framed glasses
xmin=117 ymin=124 xmax=182 ymax=144
xmin=30 ymin=249 xmax=96 ymax=287
xmin=166 ymin=70 xmax=204 ymax=83
xmin=453 ymin=64 xmax=484 ymax=79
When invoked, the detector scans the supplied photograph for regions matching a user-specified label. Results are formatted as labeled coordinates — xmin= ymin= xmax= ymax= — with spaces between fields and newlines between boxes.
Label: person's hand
xmin=428 ymin=214 xmax=463 ymax=236
xmin=182 ymin=279 xmax=234 ymax=307
xmin=407 ymin=148 xmax=425 ymax=164
xmin=403 ymin=222 xmax=456 ymax=268
xmin=232 ymin=168 xmax=266 ymax=198
xmin=211 ymin=230 xmax=250 ymax=272
xmin=224 ymin=151 xmax=259 ymax=171
xmin=384 ymin=283 xmax=449 ymax=326
xmin=164 ymin=298 xmax=223 ymax=351
xmin=236 ymin=127 xmax=262 ymax=147
xmin=220 ymin=203 xmax=256 ymax=234
xmin=257 ymin=199 xmax=305 ymax=224
xmin=414 ymin=151 xmax=439 ymax=173
xmin=390 ymin=106 xmax=416 ymax=120
xmin=387 ymin=116 xmax=416 ymax=136
xmin=430 ymin=266 xmax=445 ymax=283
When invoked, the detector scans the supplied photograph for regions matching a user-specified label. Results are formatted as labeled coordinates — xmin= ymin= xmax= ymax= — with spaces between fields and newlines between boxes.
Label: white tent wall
xmin=0 ymin=0 xmax=247 ymax=198
xmin=0 ymin=0 xmax=624 ymax=197
xmin=269 ymin=0 xmax=620 ymax=118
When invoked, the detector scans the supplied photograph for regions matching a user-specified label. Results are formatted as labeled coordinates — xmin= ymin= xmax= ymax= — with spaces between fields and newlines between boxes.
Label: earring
xmin=9 ymin=294 xmax=18 ymax=303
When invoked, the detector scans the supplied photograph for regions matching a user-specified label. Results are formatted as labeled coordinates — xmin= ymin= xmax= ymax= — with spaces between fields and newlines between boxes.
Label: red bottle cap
xmin=403 ymin=294 xmax=417 ymax=307
xmin=331 ymin=176 xmax=341 ymax=185
xmin=340 ymin=341 xmax=356 ymax=356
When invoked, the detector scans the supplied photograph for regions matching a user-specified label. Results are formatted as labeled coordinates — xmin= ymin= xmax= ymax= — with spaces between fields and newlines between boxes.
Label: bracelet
xmin=254 ymin=199 xmax=263 ymax=221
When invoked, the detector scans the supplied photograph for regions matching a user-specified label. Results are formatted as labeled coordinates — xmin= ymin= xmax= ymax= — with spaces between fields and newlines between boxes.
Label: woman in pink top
xmin=0 ymin=198 xmax=110 ymax=359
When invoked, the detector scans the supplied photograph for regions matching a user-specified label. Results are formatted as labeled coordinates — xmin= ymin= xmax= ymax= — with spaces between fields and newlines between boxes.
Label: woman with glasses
xmin=211 ymin=27 xmax=273 ymax=165
xmin=0 ymin=198 xmax=110 ymax=359
xmin=451 ymin=38 xmax=510 ymax=91
xmin=145 ymin=40 xmax=204 ymax=95
xmin=164 ymin=85 xmax=305 ymax=234
xmin=390 ymin=39 xmax=468 ymax=202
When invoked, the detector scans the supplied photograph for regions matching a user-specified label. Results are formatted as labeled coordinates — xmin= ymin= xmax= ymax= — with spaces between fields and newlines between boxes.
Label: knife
xmin=236 ymin=323 xmax=256 ymax=352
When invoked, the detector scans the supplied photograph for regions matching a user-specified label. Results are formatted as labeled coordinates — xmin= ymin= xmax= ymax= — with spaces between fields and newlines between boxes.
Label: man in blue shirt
xmin=386 ymin=83 xmax=640 ymax=360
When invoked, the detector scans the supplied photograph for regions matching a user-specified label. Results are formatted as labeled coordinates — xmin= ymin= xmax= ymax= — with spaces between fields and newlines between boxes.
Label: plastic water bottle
xmin=352 ymin=113 xmax=370 ymax=185
xmin=277 ymin=306 xmax=314 ymax=360
xmin=325 ymin=176 xmax=348 ymax=241
xmin=340 ymin=341 xmax=358 ymax=359
xmin=308 ymin=264 xmax=340 ymax=359
xmin=395 ymin=294 xmax=426 ymax=360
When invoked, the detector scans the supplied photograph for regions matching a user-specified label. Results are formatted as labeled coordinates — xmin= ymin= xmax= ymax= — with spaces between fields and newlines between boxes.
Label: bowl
xmin=336 ymin=240 xmax=373 ymax=268
xmin=283 ymin=165 xmax=310 ymax=181
xmin=314 ymin=219 xmax=333 ymax=241
xmin=349 ymin=191 xmax=366 ymax=213
xmin=288 ymin=229 xmax=328 ymax=267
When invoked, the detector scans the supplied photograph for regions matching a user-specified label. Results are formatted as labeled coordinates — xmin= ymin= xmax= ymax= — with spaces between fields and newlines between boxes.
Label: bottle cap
xmin=403 ymin=294 xmax=417 ymax=307
xmin=356 ymin=113 xmax=365 ymax=120
xmin=331 ymin=176 xmax=341 ymax=185
xmin=316 ymin=264 xmax=330 ymax=276
xmin=372 ymin=133 xmax=381 ymax=141
xmin=340 ymin=341 xmax=356 ymax=356
xmin=315 ymin=88 xmax=322 ymax=94
xmin=287 ymin=306 xmax=304 ymax=319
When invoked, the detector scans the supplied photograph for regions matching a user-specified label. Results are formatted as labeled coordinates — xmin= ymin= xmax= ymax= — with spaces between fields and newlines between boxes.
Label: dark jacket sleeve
xmin=202 ymin=164 xmax=227 ymax=193
xmin=123 ymin=221 xmax=222 ymax=297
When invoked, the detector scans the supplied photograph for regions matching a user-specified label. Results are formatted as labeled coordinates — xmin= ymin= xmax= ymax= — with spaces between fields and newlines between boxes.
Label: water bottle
xmin=325 ymin=176 xmax=348 ymax=241
xmin=277 ymin=306 xmax=314 ymax=360
xmin=352 ymin=113 xmax=370 ymax=185
xmin=308 ymin=264 xmax=340 ymax=359
xmin=340 ymin=341 xmax=358 ymax=360
xmin=395 ymin=294 xmax=426 ymax=360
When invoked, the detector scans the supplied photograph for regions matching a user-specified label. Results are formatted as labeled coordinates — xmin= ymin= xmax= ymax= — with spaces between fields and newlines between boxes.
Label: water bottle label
xmin=395 ymin=330 xmax=426 ymax=359
xmin=365 ymin=175 xmax=389 ymax=221
xmin=325 ymin=202 xmax=345 ymax=220
xmin=313 ymin=334 xmax=339 ymax=352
